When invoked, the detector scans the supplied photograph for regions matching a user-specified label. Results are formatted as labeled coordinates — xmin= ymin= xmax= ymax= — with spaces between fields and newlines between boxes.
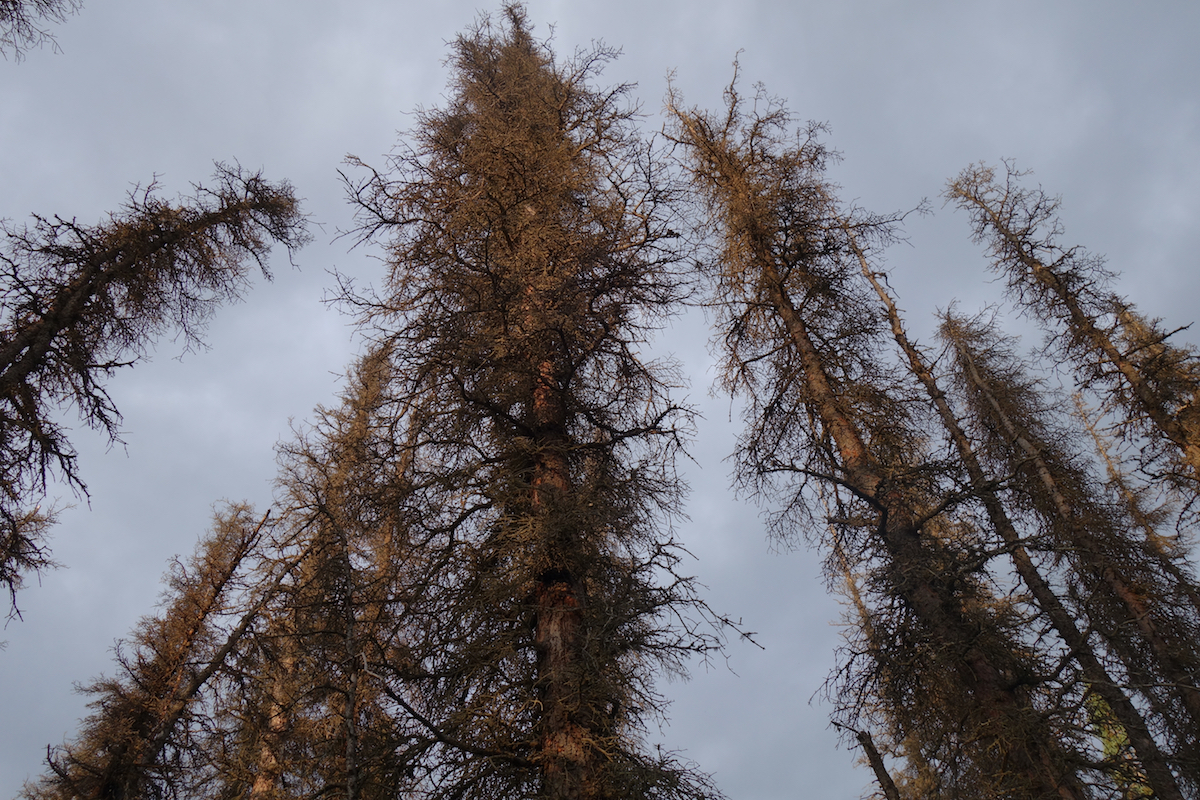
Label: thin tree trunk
xmin=251 ymin=623 xmax=296 ymax=800
xmin=824 ymin=496 xmax=904 ymax=800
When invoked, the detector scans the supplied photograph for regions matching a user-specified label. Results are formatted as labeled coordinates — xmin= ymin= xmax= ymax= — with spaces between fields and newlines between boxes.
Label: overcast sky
xmin=2 ymin=2 xmax=1198 ymax=798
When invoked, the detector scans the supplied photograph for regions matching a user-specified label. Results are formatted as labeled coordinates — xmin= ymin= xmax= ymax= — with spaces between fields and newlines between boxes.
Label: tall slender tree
xmin=332 ymin=10 xmax=721 ymax=797
xmin=939 ymin=310 xmax=1200 ymax=793
xmin=947 ymin=163 xmax=1200 ymax=495
xmin=850 ymin=234 xmax=1188 ymax=800
xmin=21 ymin=506 xmax=289 ymax=800
xmin=240 ymin=345 xmax=425 ymax=800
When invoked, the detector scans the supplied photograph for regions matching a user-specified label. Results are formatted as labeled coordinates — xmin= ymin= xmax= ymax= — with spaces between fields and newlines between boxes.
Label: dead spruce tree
xmin=668 ymin=80 xmax=1089 ymax=800
xmin=244 ymin=346 xmax=431 ymax=800
xmin=0 ymin=165 xmax=308 ymax=609
xmin=21 ymin=506 xmax=290 ymax=800
xmin=332 ymin=7 xmax=720 ymax=799
xmin=948 ymin=163 xmax=1200 ymax=498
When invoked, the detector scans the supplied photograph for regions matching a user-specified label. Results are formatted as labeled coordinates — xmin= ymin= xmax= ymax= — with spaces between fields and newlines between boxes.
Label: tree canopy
xmin=17 ymin=7 xmax=1200 ymax=800
xmin=24 ymin=8 xmax=724 ymax=800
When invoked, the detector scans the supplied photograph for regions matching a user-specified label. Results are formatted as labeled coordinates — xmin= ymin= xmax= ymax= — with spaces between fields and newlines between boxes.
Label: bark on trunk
xmin=530 ymin=352 xmax=601 ymax=800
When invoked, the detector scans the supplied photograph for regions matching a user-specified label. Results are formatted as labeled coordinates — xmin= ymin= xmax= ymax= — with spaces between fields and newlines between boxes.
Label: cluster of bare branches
xmin=0 ymin=0 xmax=79 ymax=59
xmin=3 ymin=0 xmax=308 ymax=611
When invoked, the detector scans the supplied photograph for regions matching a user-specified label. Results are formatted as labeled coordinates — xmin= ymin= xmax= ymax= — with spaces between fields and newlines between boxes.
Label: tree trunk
xmin=531 ymin=348 xmax=598 ymax=798
xmin=251 ymin=627 xmax=295 ymax=800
